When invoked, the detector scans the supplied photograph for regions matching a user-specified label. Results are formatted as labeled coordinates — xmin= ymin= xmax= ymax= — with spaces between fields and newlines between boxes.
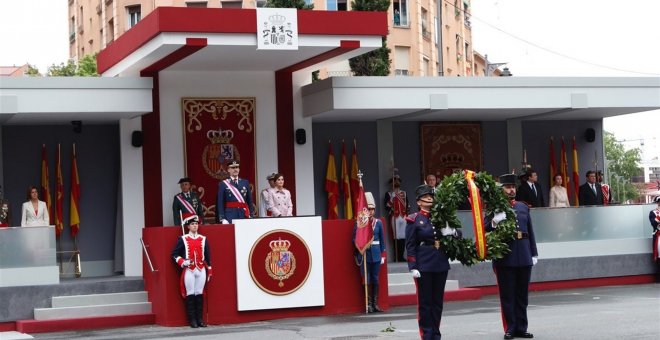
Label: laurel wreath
xmin=430 ymin=171 xmax=517 ymax=266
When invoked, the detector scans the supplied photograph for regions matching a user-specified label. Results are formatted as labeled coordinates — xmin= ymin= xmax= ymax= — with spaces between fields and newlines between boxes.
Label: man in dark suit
xmin=216 ymin=160 xmax=254 ymax=223
xmin=516 ymin=169 xmax=545 ymax=207
xmin=172 ymin=177 xmax=204 ymax=226
xmin=578 ymin=170 xmax=604 ymax=206
xmin=489 ymin=174 xmax=538 ymax=340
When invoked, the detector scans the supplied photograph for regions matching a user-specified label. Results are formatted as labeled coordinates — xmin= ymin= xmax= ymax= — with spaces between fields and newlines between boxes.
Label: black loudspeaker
xmin=585 ymin=128 xmax=596 ymax=142
xmin=131 ymin=130 xmax=143 ymax=147
xmin=71 ymin=120 xmax=82 ymax=134
xmin=295 ymin=129 xmax=306 ymax=145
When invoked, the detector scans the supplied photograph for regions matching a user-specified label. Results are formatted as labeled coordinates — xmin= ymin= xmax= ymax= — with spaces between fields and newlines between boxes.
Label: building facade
xmin=69 ymin=0 xmax=500 ymax=77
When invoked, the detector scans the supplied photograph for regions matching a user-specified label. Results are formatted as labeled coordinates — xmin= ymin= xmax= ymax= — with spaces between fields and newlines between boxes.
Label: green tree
xmin=25 ymin=64 xmax=41 ymax=76
xmin=349 ymin=0 xmax=391 ymax=76
xmin=266 ymin=0 xmax=313 ymax=9
xmin=604 ymin=131 xmax=643 ymax=203
xmin=46 ymin=54 xmax=99 ymax=77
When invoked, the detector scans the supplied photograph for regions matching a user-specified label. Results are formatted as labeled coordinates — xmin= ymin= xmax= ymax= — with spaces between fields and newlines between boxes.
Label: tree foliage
xmin=25 ymin=64 xmax=41 ymax=76
xmin=348 ymin=0 xmax=391 ymax=76
xmin=265 ymin=0 xmax=313 ymax=9
xmin=604 ymin=131 xmax=642 ymax=203
xmin=46 ymin=54 xmax=99 ymax=77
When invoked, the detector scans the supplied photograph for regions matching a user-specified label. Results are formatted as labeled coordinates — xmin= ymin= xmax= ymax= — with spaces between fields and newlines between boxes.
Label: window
xmin=421 ymin=8 xmax=430 ymax=39
xmin=186 ymin=1 xmax=208 ymax=7
xmin=221 ymin=1 xmax=242 ymax=8
xmin=327 ymin=0 xmax=337 ymax=11
xmin=256 ymin=0 xmax=267 ymax=7
xmin=107 ymin=18 xmax=115 ymax=43
xmin=393 ymin=0 xmax=409 ymax=27
xmin=422 ymin=57 xmax=430 ymax=76
xmin=337 ymin=0 xmax=347 ymax=11
xmin=394 ymin=46 xmax=410 ymax=76
xmin=127 ymin=5 xmax=141 ymax=28
xmin=465 ymin=42 xmax=471 ymax=61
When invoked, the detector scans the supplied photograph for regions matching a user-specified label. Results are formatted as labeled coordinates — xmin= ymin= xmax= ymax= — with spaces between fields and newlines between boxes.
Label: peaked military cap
xmin=227 ymin=160 xmax=240 ymax=168
xmin=499 ymin=174 xmax=517 ymax=186
xmin=415 ymin=185 xmax=434 ymax=200
xmin=178 ymin=177 xmax=192 ymax=184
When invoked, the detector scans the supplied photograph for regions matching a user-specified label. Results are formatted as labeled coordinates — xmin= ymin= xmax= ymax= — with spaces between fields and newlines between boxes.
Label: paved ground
xmin=5 ymin=284 xmax=659 ymax=340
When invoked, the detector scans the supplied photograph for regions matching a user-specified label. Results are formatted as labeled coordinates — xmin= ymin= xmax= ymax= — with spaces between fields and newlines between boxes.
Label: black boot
xmin=372 ymin=284 xmax=383 ymax=312
xmin=195 ymin=294 xmax=207 ymax=327
xmin=366 ymin=284 xmax=374 ymax=313
xmin=656 ymin=261 xmax=660 ymax=283
xmin=186 ymin=295 xmax=198 ymax=328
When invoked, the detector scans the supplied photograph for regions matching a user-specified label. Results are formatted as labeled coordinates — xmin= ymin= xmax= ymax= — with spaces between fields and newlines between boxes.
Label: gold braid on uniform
xmin=431 ymin=171 xmax=517 ymax=266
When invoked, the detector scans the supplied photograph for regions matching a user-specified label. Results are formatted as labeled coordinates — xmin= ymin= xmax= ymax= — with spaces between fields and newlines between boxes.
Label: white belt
xmin=372 ymin=241 xmax=380 ymax=245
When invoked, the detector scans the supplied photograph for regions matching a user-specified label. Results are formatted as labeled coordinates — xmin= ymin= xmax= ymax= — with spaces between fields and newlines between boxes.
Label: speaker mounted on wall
xmin=295 ymin=129 xmax=306 ymax=145
xmin=585 ymin=128 xmax=596 ymax=143
xmin=131 ymin=130 xmax=143 ymax=147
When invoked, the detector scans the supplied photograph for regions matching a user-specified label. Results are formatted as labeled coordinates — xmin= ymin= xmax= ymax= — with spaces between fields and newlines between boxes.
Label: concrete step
xmin=34 ymin=302 xmax=152 ymax=320
xmin=52 ymin=291 xmax=148 ymax=308
xmin=389 ymin=271 xmax=459 ymax=295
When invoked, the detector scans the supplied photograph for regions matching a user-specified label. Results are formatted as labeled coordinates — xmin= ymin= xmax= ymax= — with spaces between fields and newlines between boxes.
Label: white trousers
xmin=184 ymin=267 xmax=206 ymax=296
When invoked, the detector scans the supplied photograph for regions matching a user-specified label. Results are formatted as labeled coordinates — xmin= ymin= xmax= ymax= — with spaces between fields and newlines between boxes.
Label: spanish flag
xmin=560 ymin=137 xmax=571 ymax=204
xmin=350 ymin=139 xmax=360 ymax=216
xmin=40 ymin=144 xmax=52 ymax=225
xmin=549 ymin=137 xmax=557 ymax=188
xmin=70 ymin=144 xmax=81 ymax=237
xmin=325 ymin=141 xmax=339 ymax=220
xmin=55 ymin=144 xmax=64 ymax=236
xmin=341 ymin=141 xmax=353 ymax=219
xmin=572 ymin=137 xmax=580 ymax=206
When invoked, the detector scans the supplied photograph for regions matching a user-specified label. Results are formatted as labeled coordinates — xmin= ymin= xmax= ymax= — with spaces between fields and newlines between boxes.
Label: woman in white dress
xmin=549 ymin=174 xmax=570 ymax=208
xmin=21 ymin=186 xmax=50 ymax=227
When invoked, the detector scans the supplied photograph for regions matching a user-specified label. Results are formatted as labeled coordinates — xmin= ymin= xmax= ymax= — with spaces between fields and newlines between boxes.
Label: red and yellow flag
xmin=325 ymin=141 xmax=339 ymax=220
xmin=70 ymin=144 xmax=81 ymax=237
xmin=350 ymin=139 xmax=360 ymax=217
xmin=560 ymin=137 xmax=570 ymax=202
xmin=549 ymin=137 xmax=557 ymax=188
xmin=572 ymin=137 xmax=580 ymax=206
xmin=55 ymin=144 xmax=64 ymax=236
xmin=341 ymin=141 xmax=353 ymax=219
xmin=40 ymin=144 xmax=52 ymax=225
xmin=353 ymin=176 xmax=373 ymax=254
xmin=465 ymin=170 xmax=487 ymax=260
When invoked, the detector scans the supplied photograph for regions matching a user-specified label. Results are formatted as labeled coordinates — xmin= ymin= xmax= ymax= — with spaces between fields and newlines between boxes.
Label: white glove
xmin=221 ymin=219 xmax=229 ymax=224
xmin=181 ymin=259 xmax=191 ymax=267
xmin=492 ymin=211 xmax=507 ymax=224
xmin=532 ymin=257 xmax=538 ymax=266
xmin=380 ymin=257 xmax=385 ymax=265
xmin=441 ymin=226 xmax=457 ymax=236
xmin=410 ymin=269 xmax=421 ymax=278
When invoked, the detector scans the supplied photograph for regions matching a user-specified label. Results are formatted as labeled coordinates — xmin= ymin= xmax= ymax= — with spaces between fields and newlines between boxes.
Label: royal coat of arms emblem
xmin=265 ymin=238 xmax=296 ymax=287
xmin=202 ymin=127 xmax=239 ymax=180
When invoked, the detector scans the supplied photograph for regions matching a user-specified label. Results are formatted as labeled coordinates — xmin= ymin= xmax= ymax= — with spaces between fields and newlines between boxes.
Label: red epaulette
xmin=405 ymin=213 xmax=418 ymax=223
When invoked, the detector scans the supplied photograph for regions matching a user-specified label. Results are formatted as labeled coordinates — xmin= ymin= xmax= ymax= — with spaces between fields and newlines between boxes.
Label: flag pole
xmin=391 ymin=164 xmax=398 ymax=263
xmin=179 ymin=210 xmax=185 ymax=235
xmin=363 ymin=256 xmax=369 ymax=314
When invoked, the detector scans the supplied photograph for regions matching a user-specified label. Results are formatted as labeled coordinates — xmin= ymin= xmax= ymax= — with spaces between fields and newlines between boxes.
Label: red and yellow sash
xmin=464 ymin=170 xmax=486 ymax=259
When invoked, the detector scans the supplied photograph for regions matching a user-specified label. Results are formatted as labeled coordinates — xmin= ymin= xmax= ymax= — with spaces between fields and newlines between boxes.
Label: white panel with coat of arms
xmin=256 ymin=8 xmax=298 ymax=50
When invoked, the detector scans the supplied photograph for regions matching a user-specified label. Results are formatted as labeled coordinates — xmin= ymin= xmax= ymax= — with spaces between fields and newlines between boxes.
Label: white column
xmin=292 ymin=71 xmax=315 ymax=215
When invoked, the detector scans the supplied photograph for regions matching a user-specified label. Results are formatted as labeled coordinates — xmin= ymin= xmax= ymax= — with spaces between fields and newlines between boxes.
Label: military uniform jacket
xmin=171 ymin=233 xmax=212 ymax=270
xmin=172 ymin=192 xmax=204 ymax=226
xmin=487 ymin=201 xmax=538 ymax=267
xmin=405 ymin=211 xmax=450 ymax=272
xmin=216 ymin=177 xmax=254 ymax=222
xmin=353 ymin=218 xmax=387 ymax=263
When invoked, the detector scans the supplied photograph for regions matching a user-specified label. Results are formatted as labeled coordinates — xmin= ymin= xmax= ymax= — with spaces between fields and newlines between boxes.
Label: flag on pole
xmin=70 ymin=144 xmax=81 ymax=237
xmin=353 ymin=174 xmax=373 ymax=254
xmin=40 ymin=144 xmax=53 ymax=225
xmin=341 ymin=141 xmax=353 ymax=219
xmin=549 ymin=137 xmax=557 ymax=188
xmin=325 ymin=141 xmax=339 ymax=220
xmin=55 ymin=144 xmax=64 ymax=237
xmin=560 ymin=137 xmax=570 ymax=203
xmin=572 ymin=137 xmax=580 ymax=206
xmin=350 ymin=139 xmax=360 ymax=217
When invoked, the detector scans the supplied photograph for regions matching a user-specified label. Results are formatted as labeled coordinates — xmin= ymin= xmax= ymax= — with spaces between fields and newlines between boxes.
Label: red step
xmin=15 ymin=313 xmax=155 ymax=333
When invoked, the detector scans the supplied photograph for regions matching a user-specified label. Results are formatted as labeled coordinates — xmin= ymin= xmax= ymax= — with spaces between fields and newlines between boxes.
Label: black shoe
xmin=515 ymin=332 xmax=534 ymax=338
xmin=503 ymin=333 xmax=514 ymax=340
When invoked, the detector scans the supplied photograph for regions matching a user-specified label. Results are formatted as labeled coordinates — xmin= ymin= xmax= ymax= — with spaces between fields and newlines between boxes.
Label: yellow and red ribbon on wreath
xmin=464 ymin=170 xmax=487 ymax=260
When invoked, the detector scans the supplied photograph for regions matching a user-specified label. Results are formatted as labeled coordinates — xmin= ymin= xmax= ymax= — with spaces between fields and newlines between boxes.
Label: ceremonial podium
xmin=0 ymin=226 xmax=59 ymax=287
xmin=141 ymin=217 xmax=389 ymax=326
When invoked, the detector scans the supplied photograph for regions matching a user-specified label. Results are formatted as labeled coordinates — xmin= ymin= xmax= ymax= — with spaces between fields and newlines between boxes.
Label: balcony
xmin=105 ymin=0 xmax=113 ymax=4
xmin=77 ymin=24 xmax=84 ymax=34
xmin=96 ymin=4 xmax=102 ymax=14
xmin=422 ymin=30 xmax=431 ymax=40
xmin=69 ymin=32 xmax=76 ymax=43
xmin=394 ymin=69 xmax=411 ymax=76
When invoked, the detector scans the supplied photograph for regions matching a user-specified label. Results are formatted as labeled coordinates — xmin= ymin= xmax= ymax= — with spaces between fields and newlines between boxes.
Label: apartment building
xmin=69 ymin=0 xmax=499 ymax=77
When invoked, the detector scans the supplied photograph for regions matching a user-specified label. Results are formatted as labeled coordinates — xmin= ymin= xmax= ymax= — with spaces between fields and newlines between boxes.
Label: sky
xmin=0 ymin=0 xmax=658 ymax=155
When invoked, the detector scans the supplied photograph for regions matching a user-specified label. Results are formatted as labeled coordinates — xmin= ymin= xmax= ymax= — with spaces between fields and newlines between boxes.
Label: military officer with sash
xmin=488 ymin=174 xmax=538 ymax=340
xmin=173 ymin=177 xmax=204 ymax=226
xmin=649 ymin=196 xmax=660 ymax=282
xmin=216 ymin=160 xmax=254 ymax=223
xmin=171 ymin=213 xmax=212 ymax=328
xmin=406 ymin=185 xmax=460 ymax=340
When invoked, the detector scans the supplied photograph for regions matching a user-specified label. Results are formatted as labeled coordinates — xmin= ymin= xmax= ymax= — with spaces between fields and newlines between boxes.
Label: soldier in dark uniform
xmin=405 ymin=185 xmax=460 ymax=340
xmin=171 ymin=213 xmax=212 ymax=328
xmin=173 ymin=177 xmax=204 ymax=226
xmin=352 ymin=192 xmax=387 ymax=313
xmin=649 ymin=196 xmax=660 ymax=282
xmin=488 ymin=174 xmax=538 ymax=340
xmin=216 ymin=160 xmax=254 ymax=223
xmin=0 ymin=185 xmax=11 ymax=228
